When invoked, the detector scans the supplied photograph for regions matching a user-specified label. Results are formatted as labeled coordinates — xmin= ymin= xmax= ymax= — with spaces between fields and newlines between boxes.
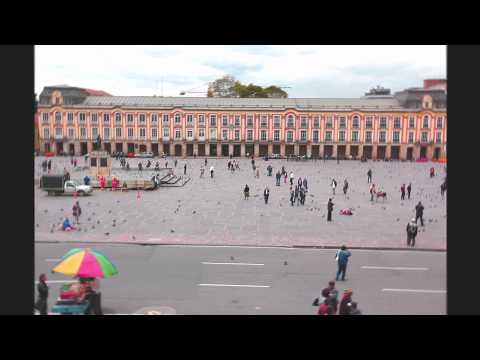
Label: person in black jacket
xmin=406 ymin=218 xmax=418 ymax=247
xmin=244 ymin=184 xmax=250 ymax=200
xmin=264 ymin=186 xmax=270 ymax=204
xmin=35 ymin=274 xmax=49 ymax=315
xmin=339 ymin=289 xmax=353 ymax=315
xmin=415 ymin=201 xmax=424 ymax=226
xmin=327 ymin=198 xmax=334 ymax=222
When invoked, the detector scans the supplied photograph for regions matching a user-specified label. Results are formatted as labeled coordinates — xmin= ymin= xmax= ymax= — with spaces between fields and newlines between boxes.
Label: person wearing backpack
xmin=406 ymin=218 xmax=418 ymax=247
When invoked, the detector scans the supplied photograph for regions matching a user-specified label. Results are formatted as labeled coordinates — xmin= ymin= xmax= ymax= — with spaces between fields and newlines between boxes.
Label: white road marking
xmin=45 ymin=259 xmax=62 ymax=262
xmin=362 ymin=266 xmax=429 ymax=271
xmin=201 ymin=262 xmax=264 ymax=266
xmin=382 ymin=288 xmax=446 ymax=294
xmin=198 ymin=283 xmax=270 ymax=288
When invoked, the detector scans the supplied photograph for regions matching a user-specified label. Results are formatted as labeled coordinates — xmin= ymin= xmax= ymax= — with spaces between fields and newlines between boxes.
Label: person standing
xmin=72 ymin=202 xmax=80 ymax=224
xmin=264 ymin=186 xmax=270 ymax=204
xmin=256 ymin=168 xmax=260 ymax=178
xmin=303 ymin=177 xmax=308 ymax=191
xmin=415 ymin=201 xmax=424 ymax=226
xmin=367 ymin=169 xmax=372 ymax=183
xmin=284 ymin=172 xmax=288 ymax=184
xmin=184 ymin=164 xmax=187 ymax=175
xmin=401 ymin=184 xmax=406 ymax=200
xmin=174 ymin=159 xmax=178 ymax=168
xmin=290 ymin=189 xmax=295 ymax=206
xmin=276 ymin=171 xmax=281 ymax=186
xmin=327 ymin=198 xmax=334 ymax=222
xmin=407 ymin=183 xmax=412 ymax=200
xmin=331 ymin=179 xmax=337 ymax=195
xmin=47 ymin=159 xmax=52 ymax=173
xmin=165 ymin=161 xmax=168 ymax=168
xmin=205 ymin=158 xmax=208 ymax=167
xmin=321 ymin=280 xmax=339 ymax=314
xmin=210 ymin=166 xmax=214 ymax=178
xmin=35 ymin=274 xmax=49 ymax=315
xmin=290 ymin=172 xmax=294 ymax=186
xmin=244 ymin=184 xmax=250 ymax=200
xmin=73 ymin=158 xmax=77 ymax=168
xmin=370 ymin=183 xmax=376 ymax=202
xmin=441 ymin=181 xmax=447 ymax=199
xmin=335 ymin=245 xmax=351 ymax=281
xmin=343 ymin=179 xmax=349 ymax=196
xmin=406 ymin=218 xmax=418 ymax=247
xmin=339 ymin=289 xmax=354 ymax=315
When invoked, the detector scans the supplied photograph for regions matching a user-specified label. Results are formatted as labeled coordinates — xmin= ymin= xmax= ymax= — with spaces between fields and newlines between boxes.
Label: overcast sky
xmin=35 ymin=45 xmax=446 ymax=98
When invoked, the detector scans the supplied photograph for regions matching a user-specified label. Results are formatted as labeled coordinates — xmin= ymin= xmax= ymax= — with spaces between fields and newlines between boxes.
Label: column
xmin=146 ymin=142 xmax=152 ymax=153
xmin=254 ymin=143 xmax=260 ymax=157
xmin=268 ymin=143 xmax=273 ymax=156
xmin=170 ymin=143 xmax=174 ymax=156
xmin=240 ymin=143 xmax=245 ymax=157
xmin=217 ymin=143 xmax=221 ymax=157
xmin=229 ymin=143 xmax=234 ymax=156
xmin=182 ymin=143 xmax=187 ymax=158
xmin=372 ymin=145 xmax=378 ymax=160
xmin=426 ymin=145 xmax=434 ymax=160
xmin=319 ymin=144 xmax=324 ymax=158
xmin=193 ymin=143 xmax=198 ymax=156
xmin=345 ymin=144 xmax=350 ymax=158
xmin=205 ymin=143 xmax=210 ymax=156
xmin=280 ymin=143 xmax=285 ymax=157
xmin=294 ymin=143 xmax=299 ymax=156
xmin=385 ymin=145 xmax=391 ymax=159
xmin=358 ymin=145 xmax=363 ymax=159
xmin=399 ymin=145 xmax=407 ymax=160
xmin=306 ymin=143 xmax=312 ymax=157
xmin=332 ymin=144 xmax=338 ymax=158
xmin=87 ymin=141 xmax=93 ymax=154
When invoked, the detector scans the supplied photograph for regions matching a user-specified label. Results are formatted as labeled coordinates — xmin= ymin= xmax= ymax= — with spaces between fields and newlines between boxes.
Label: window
xmin=67 ymin=112 xmax=73 ymax=124
xmin=151 ymin=128 xmax=158 ymax=139
xmin=138 ymin=114 xmax=145 ymax=124
xmin=325 ymin=131 xmax=332 ymax=142
xmin=210 ymin=115 xmax=217 ymax=127
xmin=175 ymin=129 xmax=181 ymax=139
xmin=421 ymin=132 xmax=428 ymax=143
xmin=222 ymin=115 xmax=228 ymax=126
xmin=66 ymin=128 xmax=74 ymax=140
xmin=198 ymin=114 xmax=205 ymax=125
xmin=301 ymin=116 xmax=307 ymax=128
xmin=365 ymin=131 xmax=372 ymax=143
xmin=247 ymin=115 xmax=253 ymax=127
xmin=339 ymin=116 xmax=346 ymax=128
xmin=162 ymin=114 xmax=169 ymax=125
xmin=247 ymin=130 xmax=253 ymax=141
xmin=80 ymin=127 xmax=86 ymax=139
xmin=338 ymin=130 xmax=345 ymax=142
xmin=138 ymin=128 xmax=145 ymax=139
xmin=199 ymin=128 xmax=205 ymax=138
xmin=379 ymin=131 xmax=386 ymax=143
xmin=42 ymin=112 xmax=49 ymax=123
xmin=313 ymin=130 xmax=319 ymax=142
xmin=127 ymin=114 xmax=134 ymax=124
xmin=91 ymin=127 xmax=98 ymax=139
xmin=352 ymin=116 xmax=359 ymax=129
xmin=287 ymin=131 xmax=294 ymax=142
xmin=436 ymin=132 xmax=442 ymax=144
xmin=115 ymin=113 xmax=122 ymax=125
xmin=409 ymin=116 xmax=415 ymax=128
xmin=43 ymin=128 xmax=49 ymax=138
xmin=187 ymin=129 xmax=193 ymax=139
xmin=151 ymin=114 xmax=158 ymax=124
xmin=365 ymin=116 xmax=373 ymax=129
xmin=274 ymin=115 xmax=281 ymax=128
xmin=313 ymin=116 xmax=320 ymax=128
xmin=115 ymin=127 xmax=122 ymax=139
xmin=210 ymin=128 xmax=217 ymax=140
xmin=393 ymin=131 xmax=400 ymax=144
xmin=423 ymin=115 xmax=429 ymax=129
xmin=128 ymin=127 xmax=134 ymax=139
xmin=326 ymin=116 xmax=333 ymax=128
xmin=223 ymin=129 xmax=228 ymax=141
xmin=408 ymin=132 xmax=414 ymax=144
xmin=187 ymin=114 xmax=193 ymax=125
xmin=261 ymin=115 xmax=268 ymax=128
xmin=163 ymin=128 xmax=170 ymax=138
xmin=380 ymin=116 xmax=387 ymax=129
xmin=300 ymin=130 xmax=307 ymax=141
xmin=235 ymin=130 xmax=240 ymax=141
xmin=91 ymin=113 xmax=98 ymax=124
xmin=394 ymin=117 xmax=401 ymax=129
xmin=175 ymin=113 xmax=181 ymax=124
xmin=79 ymin=113 xmax=86 ymax=124
xmin=103 ymin=113 xmax=110 ymax=125
xmin=235 ymin=116 xmax=241 ymax=127
xmin=55 ymin=112 xmax=62 ymax=124
xmin=287 ymin=115 xmax=295 ymax=128
xmin=274 ymin=130 xmax=280 ymax=141
xmin=104 ymin=127 xmax=110 ymax=140
xmin=351 ymin=131 xmax=358 ymax=142
xmin=437 ymin=116 xmax=443 ymax=129
xmin=261 ymin=130 xmax=267 ymax=141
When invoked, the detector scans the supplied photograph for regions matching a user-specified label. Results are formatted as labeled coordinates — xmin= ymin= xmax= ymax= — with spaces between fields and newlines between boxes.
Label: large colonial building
xmin=37 ymin=80 xmax=447 ymax=160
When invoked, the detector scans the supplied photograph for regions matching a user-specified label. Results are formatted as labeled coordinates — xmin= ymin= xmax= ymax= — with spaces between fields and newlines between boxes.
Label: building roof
xmin=83 ymin=88 xmax=112 ymax=96
xmin=80 ymin=96 xmax=406 ymax=111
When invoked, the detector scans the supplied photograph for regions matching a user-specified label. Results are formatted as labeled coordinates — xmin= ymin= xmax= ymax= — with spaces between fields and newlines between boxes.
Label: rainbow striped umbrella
xmin=52 ymin=248 xmax=118 ymax=279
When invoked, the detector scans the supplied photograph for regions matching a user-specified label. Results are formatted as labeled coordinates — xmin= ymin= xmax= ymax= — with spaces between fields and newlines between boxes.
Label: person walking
xmin=35 ymin=274 xmax=49 ymax=315
xmin=284 ymin=172 xmax=288 ymax=184
xmin=256 ymin=168 xmax=260 ymax=179
xmin=327 ymin=198 xmax=334 ymax=222
xmin=174 ymin=159 xmax=178 ymax=168
xmin=264 ymin=186 xmax=270 ymax=204
xmin=339 ymin=289 xmax=353 ymax=315
xmin=370 ymin=183 xmax=376 ymax=202
xmin=290 ymin=172 xmax=294 ymax=186
xmin=298 ymin=177 xmax=302 ymax=188
xmin=367 ymin=169 xmax=372 ymax=183
xmin=200 ymin=166 xmax=205 ymax=178
xmin=244 ymin=184 xmax=250 ymax=200
xmin=205 ymin=158 xmax=208 ymax=167
xmin=406 ymin=218 xmax=418 ymax=247
xmin=331 ymin=179 xmax=337 ymax=195
xmin=72 ymin=201 xmax=81 ymax=224
xmin=335 ymin=245 xmax=351 ymax=281
xmin=343 ymin=179 xmax=349 ymax=196
xmin=210 ymin=166 xmax=214 ymax=178
xmin=47 ymin=159 xmax=52 ymax=173
xmin=73 ymin=158 xmax=77 ymax=168
xmin=165 ymin=161 xmax=168 ymax=168
xmin=300 ymin=188 xmax=306 ymax=205
xmin=407 ymin=183 xmax=412 ymax=200
xmin=441 ymin=181 xmax=447 ymax=199
xmin=276 ymin=171 xmax=281 ymax=186
xmin=401 ymin=184 xmax=406 ymax=200
xmin=415 ymin=201 xmax=424 ymax=226
xmin=138 ymin=162 xmax=143 ymax=172
xmin=290 ymin=189 xmax=295 ymax=206
xmin=303 ymin=177 xmax=308 ymax=191
xmin=184 ymin=164 xmax=187 ymax=175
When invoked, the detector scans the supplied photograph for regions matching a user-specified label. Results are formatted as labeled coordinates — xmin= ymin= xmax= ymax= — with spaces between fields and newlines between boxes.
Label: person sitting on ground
xmin=62 ymin=217 xmax=76 ymax=231
xmin=83 ymin=175 xmax=90 ymax=186
xmin=340 ymin=208 xmax=353 ymax=215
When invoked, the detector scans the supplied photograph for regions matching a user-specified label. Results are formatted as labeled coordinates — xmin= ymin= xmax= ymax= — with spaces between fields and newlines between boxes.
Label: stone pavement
xmin=35 ymin=156 xmax=447 ymax=250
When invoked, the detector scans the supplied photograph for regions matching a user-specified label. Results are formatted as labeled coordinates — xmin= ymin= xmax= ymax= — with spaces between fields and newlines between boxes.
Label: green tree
xmin=207 ymin=75 xmax=289 ymax=98
xmin=207 ymin=75 xmax=237 ymax=97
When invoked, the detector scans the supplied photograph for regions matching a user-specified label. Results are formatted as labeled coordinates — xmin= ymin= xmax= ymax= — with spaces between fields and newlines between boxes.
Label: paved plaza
xmin=35 ymin=156 xmax=447 ymax=250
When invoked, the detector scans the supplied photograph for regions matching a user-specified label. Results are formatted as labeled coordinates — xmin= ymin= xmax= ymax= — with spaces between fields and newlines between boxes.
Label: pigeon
xmin=230 ymin=256 xmax=234 ymax=261
xmin=60 ymin=208 xmax=64 ymax=211
xmin=44 ymin=210 xmax=48 ymax=213
xmin=105 ymin=232 xmax=109 ymax=236
xmin=108 ymin=210 xmax=112 ymax=214
xmin=192 ymin=211 xmax=196 ymax=214
xmin=284 ymin=261 xmax=288 ymax=266
xmin=132 ymin=235 xmax=136 ymax=240
xmin=97 ymin=220 xmax=100 ymax=224
xmin=87 ymin=218 xmax=91 ymax=222
xmin=170 ymin=229 xmax=175 ymax=233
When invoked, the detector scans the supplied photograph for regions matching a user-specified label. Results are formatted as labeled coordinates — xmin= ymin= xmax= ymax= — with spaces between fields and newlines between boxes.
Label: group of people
xmin=289 ymin=177 xmax=309 ymax=207
xmin=227 ymin=160 xmax=240 ymax=173
xmin=315 ymin=280 xmax=361 ymax=315
xmin=41 ymin=159 xmax=52 ymax=173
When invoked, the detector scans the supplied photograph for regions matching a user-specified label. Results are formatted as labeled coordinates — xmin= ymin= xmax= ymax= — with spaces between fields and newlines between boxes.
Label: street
xmin=35 ymin=243 xmax=446 ymax=315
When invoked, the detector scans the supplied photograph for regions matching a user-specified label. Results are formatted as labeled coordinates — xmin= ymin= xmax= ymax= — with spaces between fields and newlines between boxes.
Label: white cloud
xmin=35 ymin=45 xmax=446 ymax=98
